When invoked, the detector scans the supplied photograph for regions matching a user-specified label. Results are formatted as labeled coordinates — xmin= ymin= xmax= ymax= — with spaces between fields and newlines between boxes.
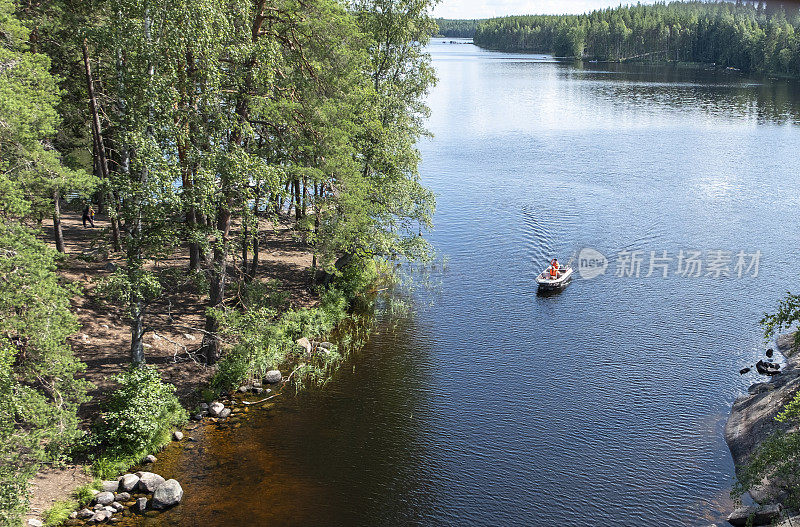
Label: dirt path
xmin=26 ymin=209 xmax=316 ymax=524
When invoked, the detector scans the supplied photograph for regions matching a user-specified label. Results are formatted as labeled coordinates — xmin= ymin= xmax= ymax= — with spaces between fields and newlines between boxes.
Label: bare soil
xmin=25 ymin=209 xmax=316 ymax=524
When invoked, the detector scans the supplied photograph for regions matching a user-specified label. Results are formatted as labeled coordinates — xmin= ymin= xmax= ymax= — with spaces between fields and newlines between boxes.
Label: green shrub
xmin=73 ymin=480 xmax=100 ymax=507
xmin=88 ymin=365 xmax=186 ymax=476
xmin=211 ymin=285 xmax=352 ymax=392
xmin=43 ymin=498 xmax=77 ymax=527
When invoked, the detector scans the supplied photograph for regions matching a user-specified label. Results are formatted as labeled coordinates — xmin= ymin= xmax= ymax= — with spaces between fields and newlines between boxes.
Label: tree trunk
xmin=130 ymin=299 xmax=145 ymax=364
xmin=83 ymin=38 xmax=121 ymax=252
xmin=248 ymin=193 xmax=261 ymax=280
xmin=52 ymin=189 xmax=65 ymax=253
xmin=188 ymin=206 xmax=201 ymax=271
xmin=203 ymin=206 xmax=231 ymax=364
xmin=294 ymin=179 xmax=302 ymax=221
xmin=241 ymin=219 xmax=248 ymax=277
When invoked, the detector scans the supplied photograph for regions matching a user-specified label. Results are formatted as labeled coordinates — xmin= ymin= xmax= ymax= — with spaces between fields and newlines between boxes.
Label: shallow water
xmin=139 ymin=40 xmax=800 ymax=526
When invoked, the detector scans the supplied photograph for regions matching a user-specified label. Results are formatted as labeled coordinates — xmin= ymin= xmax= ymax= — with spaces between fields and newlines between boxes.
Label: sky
xmin=432 ymin=0 xmax=644 ymax=19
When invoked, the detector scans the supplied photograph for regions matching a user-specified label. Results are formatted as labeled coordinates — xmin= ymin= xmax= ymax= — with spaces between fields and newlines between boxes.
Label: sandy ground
xmin=25 ymin=209 xmax=315 ymax=524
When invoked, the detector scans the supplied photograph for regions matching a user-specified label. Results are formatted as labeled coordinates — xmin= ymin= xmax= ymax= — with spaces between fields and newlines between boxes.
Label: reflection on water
xmin=138 ymin=40 xmax=800 ymax=526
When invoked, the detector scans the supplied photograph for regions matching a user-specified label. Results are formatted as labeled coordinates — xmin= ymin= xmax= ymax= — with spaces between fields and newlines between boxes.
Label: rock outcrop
xmin=726 ymin=504 xmax=781 ymax=526
xmin=725 ymin=334 xmax=798 ymax=469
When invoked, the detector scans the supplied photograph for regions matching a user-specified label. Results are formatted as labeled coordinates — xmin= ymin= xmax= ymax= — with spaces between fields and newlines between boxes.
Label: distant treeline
xmin=435 ymin=18 xmax=484 ymax=37
xmin=473 ymin=1 xmax=800 ymax=76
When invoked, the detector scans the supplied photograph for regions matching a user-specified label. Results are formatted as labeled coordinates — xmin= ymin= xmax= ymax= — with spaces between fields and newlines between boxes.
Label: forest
xmin=0 ymin=0 xmax=436 ymax=524
xmin=435 ymin=18 xmax=482 ymax=37
xmin=473 ymin=1 xmax=800 ymax=76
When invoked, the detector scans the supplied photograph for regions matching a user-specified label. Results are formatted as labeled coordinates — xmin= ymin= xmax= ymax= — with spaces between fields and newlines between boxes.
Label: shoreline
xmin=724 ymin=332 xmax=800 ymax=525
xmin=26 ymin=210 xmax=326 ymax=526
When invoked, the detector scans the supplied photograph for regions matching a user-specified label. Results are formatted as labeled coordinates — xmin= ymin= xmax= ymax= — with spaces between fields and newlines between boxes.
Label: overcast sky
xmin=432 ymin=0 xmax=636 ymax=19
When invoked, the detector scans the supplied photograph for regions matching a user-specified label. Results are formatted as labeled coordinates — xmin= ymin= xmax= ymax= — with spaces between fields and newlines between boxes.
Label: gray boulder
xmin=137 ymin=472 xmax=166 ymax=493
xmin=727 ymin=504 xmax=781 ymax=526
xmin=318 ymin=341 xmax=334 ymax=350
xmin=100 ymin=480 xmax=119 ymax=493
xmin=173 ymin=430 xmax=184 ymax=441
xmin=136 ymin=497 xmax=148 ymax=512
xmin=265 ymin=370 xmax=282 ymax=384
xmin=144 ymin=454 xmax=157 ymax=464
xmin=114 ymin=492 xmax=130 ymax=502
xmin=27 ymin=520 xmax=43 ymax=527
xmin=111 ymin=502 xmax=123 ymax=512
xmin=78 ymin=509 xmax=94 ymax=519
xmin=95 ymin=491 xmax=115 ymax=506
xmin=208 ymin=402 xmax=224 ymax=416
xmin=219 ymin=408 xmax=231 ymax=419
xmin=152 ymin=479 xmax=184 ymax=509
xmin=119 ymin=473 xmax=139 ymax=492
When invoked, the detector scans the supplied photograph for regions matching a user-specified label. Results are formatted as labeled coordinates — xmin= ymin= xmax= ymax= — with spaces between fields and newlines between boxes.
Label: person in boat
xmin=549 ymin=258 xmax=560 ymax=279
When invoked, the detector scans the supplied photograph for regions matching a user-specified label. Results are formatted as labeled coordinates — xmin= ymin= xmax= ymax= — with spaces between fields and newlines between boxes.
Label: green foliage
xmin=475 ymin=1 xmax=800 ymax=74
xmin=88 ymin=365 xmax=186 ymax=477
xmin=761 ymin=292 xmax=800 ymax=352
xmin=776 ymin=390 xmax=800 ymax=423
xmin=0 ymin=222 xmax=88 ymax=526
xmin=0 ymin=0 xmax=96 ymax=221
xmin=72 ymin=480 xmax=101 ymax=507
xmin=43 ymin=498 xmax=77 ymax=526
xmin=211 ymin=285 xmax=351 ymax=393
xmin=435 ymin=18 xmax=484 ymax=38
xmin=735 ymin=430 xmax=800 ymax=508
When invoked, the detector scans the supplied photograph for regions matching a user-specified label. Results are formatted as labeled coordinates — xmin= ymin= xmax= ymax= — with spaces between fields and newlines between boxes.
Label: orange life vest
xmin=550 ymin=261 xmax=559 ymax=278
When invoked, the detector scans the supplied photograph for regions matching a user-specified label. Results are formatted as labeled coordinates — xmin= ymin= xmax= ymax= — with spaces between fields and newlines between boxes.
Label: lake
xmin=140 ymin=39 xmax=800 ymax=526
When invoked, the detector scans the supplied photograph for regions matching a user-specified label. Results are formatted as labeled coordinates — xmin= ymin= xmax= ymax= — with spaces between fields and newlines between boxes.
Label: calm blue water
xmin=143 ymin=40 xmax=800 ymax=526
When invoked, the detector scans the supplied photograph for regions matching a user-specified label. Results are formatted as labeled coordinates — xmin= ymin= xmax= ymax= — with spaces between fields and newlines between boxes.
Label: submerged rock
xmin=152 ymin=479 xmax=183 ymax=509
xmin=756 ymin=360 xmax=781 ymax=376
xmin=740 ymin=367 xmax=751 ymax=375
xmin=726 ymin=504 xmax=781 ymax=526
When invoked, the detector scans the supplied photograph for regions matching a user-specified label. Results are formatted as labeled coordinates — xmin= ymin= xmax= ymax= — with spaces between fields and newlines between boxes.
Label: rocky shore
xmin=724 ymin=333 xmax=800 ymax=526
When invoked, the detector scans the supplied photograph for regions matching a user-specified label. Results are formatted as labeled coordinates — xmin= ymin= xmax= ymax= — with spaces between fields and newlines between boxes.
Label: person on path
xmin=82 ymin=204 xmax=95 ymax=227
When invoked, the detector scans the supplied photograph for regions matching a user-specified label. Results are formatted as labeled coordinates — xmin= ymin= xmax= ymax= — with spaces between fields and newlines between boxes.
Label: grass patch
xmin=41 ymin=479 xmax=100 ymax=526
xmin=42 ymin=499 xmax=77 ymax=526
xmin=73 ymin=480 xmax=101 ymax=507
